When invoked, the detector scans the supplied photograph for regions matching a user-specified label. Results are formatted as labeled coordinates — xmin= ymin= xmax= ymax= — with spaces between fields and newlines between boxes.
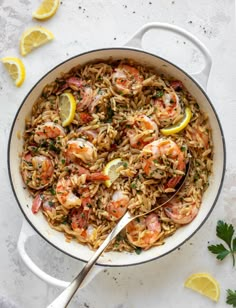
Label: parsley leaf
xmin=208 ymin=243 xmax=230 ymax=261
xmin=208 ymin=220 xmax=236 ymax=266
xmin=217 ymin=220 xmax=234 ymax=247
xmin=226 ymin=289 xmax=236 ymax=307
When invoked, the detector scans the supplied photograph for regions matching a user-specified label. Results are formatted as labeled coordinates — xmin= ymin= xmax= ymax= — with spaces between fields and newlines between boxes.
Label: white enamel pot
xmin=8 ymin=23 xmax=226 ymax=289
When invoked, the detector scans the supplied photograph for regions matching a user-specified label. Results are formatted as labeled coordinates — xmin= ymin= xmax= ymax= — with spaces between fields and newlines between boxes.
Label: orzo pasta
xmin=20 ymin=60 xmax=213 ymax=252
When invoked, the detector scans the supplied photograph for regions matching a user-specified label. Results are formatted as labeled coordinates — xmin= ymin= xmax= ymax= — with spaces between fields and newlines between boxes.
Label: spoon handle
xmin=47 ymin=211 xmax=133 ymax=308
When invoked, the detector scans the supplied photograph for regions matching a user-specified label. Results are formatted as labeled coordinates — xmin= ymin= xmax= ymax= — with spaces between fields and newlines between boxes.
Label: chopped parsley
xmin=135 ymin=247 xmax=142 ymax=255
xmin=153 ymin=90 xmax=164 ymax=98
xmin=49 ymin=188 xmax=56 ymax=195
xmin=107 ymin=106 xmax=114 ymax=123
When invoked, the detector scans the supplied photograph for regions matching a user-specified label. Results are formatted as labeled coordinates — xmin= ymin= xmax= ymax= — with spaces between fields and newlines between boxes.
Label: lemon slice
xmin=20 ymin=27 xmax=54 ymax=56
xmin=104 ymin=158 xmax=126 ymax=188
xmin=59 ymin=93 xmax=76 ymax=127
xmin=33 ymin=0 xmax=60 ymax=20
xmin=1 ymin=57 xmax=26 ymax=87
xmin=184 ymin=272 xmax=220 ymax=302
xmin=160 ymin=107 xmax=192 ymax=135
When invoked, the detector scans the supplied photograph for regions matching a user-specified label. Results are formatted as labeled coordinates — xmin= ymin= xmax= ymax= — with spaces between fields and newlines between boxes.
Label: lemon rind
xmin=1 ymin=57 xmax=26 ymax=87
xmin=160 ymin=107 xmax=192 ymax=136
xmin=32 ymin=0 xmax=60 ymax=20
xmin=20 ymin=27 xmax=54 ymax=56
xmin=59 ymin=93 xmax=76 ymax=127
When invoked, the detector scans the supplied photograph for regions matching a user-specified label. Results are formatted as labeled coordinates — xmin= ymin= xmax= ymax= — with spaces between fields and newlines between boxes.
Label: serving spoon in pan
xmin=47 ymin=162 xmax=190 ymax=308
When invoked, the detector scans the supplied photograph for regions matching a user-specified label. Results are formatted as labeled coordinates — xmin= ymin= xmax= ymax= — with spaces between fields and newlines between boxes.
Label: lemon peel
xmin=160 ymin=107 xmax=192 ymax=135
xmin=104 ymin=158 xmax=126 ymax=188
xmin=33 ymin=0 xmax=60 ymax=20
xmin=20 ymin=26 xmax=54 ymax=56
xmin=59 ymin=93 xmax=76 ymax=127
xmin=1 ymin=57 xmax=26 ymax=87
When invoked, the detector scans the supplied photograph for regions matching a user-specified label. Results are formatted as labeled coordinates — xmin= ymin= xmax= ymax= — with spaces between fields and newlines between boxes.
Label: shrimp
xmin=56 ymin=176 xmax=82 ymax=209
xmin=22 ymin=154 xmax=54 ymax=190
xmin=56 ymin=170 xmax=108 ymax=209
xmin=31 ymin=193 xmax=56 ymax=214
xmin=141 ymin=138 xmax=186 ymax=188
xmin=126 ymin=114 xmax=158 ymax=149
xmin=164 ymin=197 xmax=198 ymax=224
xmin=65 ymin=138 xmax=97 ymax=164
xmin=170 ymin=80 xmax=184 ymax=91
xmin=88 ymin=90 xmax=106 ymax=113
xmin=112 ymin=64 xmax=143 ymax=95
xmin=76 ymin=165 xmax=109 ymax=182
xmin=55 ymin=77 xmax=84 ymax=94
xmin=153 ymin=91 xmax=182 ymax=127
xmin=34 ymin=122 xmax=65 ymax=144
xmin=77 ymin=87 xmax=94 ymax=111
xmin=69 ymin=197 xmax=92 ymax=230
xmin=68 ymin=196 xmax=97 ymax=240
xmin=67 ymin=77 xmax=83 ymax=91
xmin=78 ymin=128 xmax=98 ymax=142
xmin=126 ymin=213 xmax=162 ymax=248
xmin=106 ymin=191 xmax=129 ymax=220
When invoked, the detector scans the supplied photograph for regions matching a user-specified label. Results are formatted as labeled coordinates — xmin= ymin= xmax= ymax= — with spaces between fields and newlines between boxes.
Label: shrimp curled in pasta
xmin=106 ymin=190 xmax=129 ymax=220
xmin=34 ymin=122 xmax=65 ymax=143
xmin=126 ymin=114 xmax=158 ymax=149
xmin=22 ymin=153 xmax=54 ymax=190
xmin=126 ymin=213 xmax=162 ymax=248
xmin=141 ymin=138 xmax=186 ymax=189
xmin=112 ymin=64 xmax=143 ymax=95
xmin=164 ymin=197 xmax=198 ymax=224
xmin=153 ymin=92 xmax=182 ymax=127
xmin=65 ymin=138 xmax=97 ymax=164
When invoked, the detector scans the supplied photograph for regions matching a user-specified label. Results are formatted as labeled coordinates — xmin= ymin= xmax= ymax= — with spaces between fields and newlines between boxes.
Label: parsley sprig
xmin=226 ymin=289 xmax=236 ymax=307
xmin=208 ymin=220 xmax=236 ymax=266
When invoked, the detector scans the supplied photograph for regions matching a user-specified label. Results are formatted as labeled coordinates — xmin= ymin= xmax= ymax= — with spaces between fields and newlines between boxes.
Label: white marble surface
xmin=0 ymin=0 xmax=236 ymax=307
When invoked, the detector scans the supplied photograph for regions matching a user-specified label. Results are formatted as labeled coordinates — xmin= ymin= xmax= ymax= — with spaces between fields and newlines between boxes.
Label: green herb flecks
xmin=135 ymin=247 xmax=142 ymax=255
xmin=123 ymin=162 xmax=128 ymax=168
xmin=49 ymin=188 xmax=56 ymax=195
xmin=107 ymin=106 xmax=114 ymax=123
xmin=208 ymin=220 xmax=236 ymax=266
xmin=153 ymin=90 xmax=164 ymax=98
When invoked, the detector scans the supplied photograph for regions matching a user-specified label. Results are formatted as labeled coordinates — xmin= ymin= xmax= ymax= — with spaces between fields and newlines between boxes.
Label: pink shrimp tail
xmin=32 ymin=194 xmax=43 ymax=214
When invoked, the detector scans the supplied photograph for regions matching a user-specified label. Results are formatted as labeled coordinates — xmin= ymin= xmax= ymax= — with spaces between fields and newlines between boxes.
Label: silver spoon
xmin=47 ymin=162 xmax=190 ymax=308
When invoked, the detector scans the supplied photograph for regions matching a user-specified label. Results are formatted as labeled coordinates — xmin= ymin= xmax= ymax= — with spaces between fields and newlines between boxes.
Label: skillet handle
xmin=124 ymin=22 xmax=212 ymax=89
xmin=17 ymin=219 xmax=103 ymax=289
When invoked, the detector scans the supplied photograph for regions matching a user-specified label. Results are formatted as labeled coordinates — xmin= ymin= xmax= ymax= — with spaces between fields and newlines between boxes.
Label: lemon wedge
xmin=104 ymin=158 xmax=126 ymax=188
xmin=33 ymin=0 xmax=60 ymax=20
xmin=20 ymin=26 xmax=54 ymax=56
xmin=160 ymin=107 xmax=192 ymax=135
xmin=1 ymin=57 xmax=26 ymax=87
xmin=184 ymin=272 xmax=220 ymax=302
xmin=59 ymin=93 xmax=76 ymax=127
